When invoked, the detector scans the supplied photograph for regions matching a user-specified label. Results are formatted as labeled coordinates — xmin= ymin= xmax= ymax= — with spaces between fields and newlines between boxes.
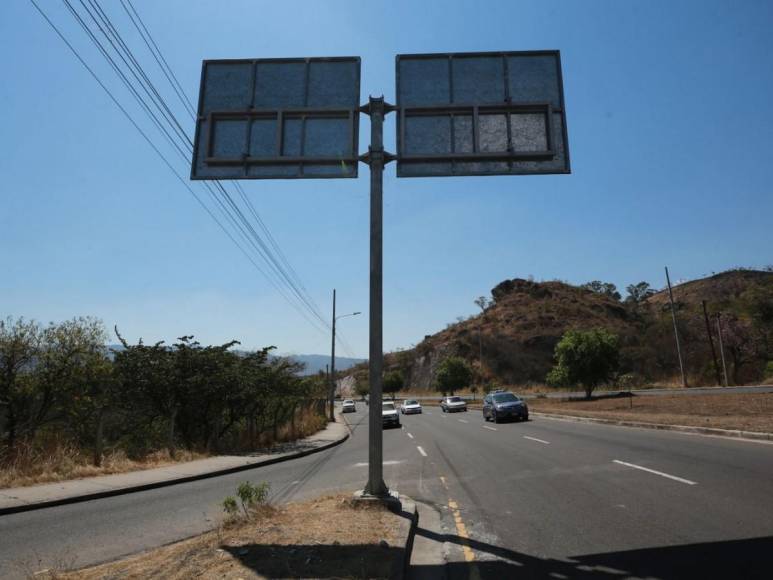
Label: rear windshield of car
xmin=493 ymin=393 xmax=520 ymax=403
xmin=448 ymin=397 xmax=463 ymax=403
xmin=343 ymin=400 xmax=353 ymax=404
xmin=405 ymin=400 xmax=418 ymax=405
xmin=382 ymin=402 xmax=395 ymax=410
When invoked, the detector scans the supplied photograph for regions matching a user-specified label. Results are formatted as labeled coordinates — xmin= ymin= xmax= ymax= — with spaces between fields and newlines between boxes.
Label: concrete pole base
xmin=353 ymin=489 xmax=402 ymax=514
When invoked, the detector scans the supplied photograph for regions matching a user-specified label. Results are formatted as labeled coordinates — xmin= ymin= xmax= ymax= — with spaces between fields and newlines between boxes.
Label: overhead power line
xmin=29 ymin=0 xmax=359 ymax=354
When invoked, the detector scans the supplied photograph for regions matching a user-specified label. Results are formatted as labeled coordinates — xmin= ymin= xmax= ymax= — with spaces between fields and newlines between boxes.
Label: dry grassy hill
xmin=345 ymin=269 xmax=773 ymax=392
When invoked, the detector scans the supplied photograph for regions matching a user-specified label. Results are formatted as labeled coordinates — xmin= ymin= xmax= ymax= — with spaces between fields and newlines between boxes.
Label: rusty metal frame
xmin=191 ymin=56 xmax=360 ymax=180
xmin=395 ymin=50 xmax=570 ymax=177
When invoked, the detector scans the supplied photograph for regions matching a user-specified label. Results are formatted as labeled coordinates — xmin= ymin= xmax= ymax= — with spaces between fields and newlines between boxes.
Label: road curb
xmin=0 ymin=423 xmax=349 ymax=517
xmin=532 ymin=412 xmax=773 ymax=441
xmin=392 ymin=496 xmax=419 ymax=580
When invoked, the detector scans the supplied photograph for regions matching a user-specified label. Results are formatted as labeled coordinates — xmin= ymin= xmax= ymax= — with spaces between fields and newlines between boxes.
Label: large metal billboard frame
xmin=395 ymin=50 xmax=570 ymax=177
xmin=191 ymin=56 xmax=361 ymax=180
xmin=191 ymin=50 xmax=570 ymax=501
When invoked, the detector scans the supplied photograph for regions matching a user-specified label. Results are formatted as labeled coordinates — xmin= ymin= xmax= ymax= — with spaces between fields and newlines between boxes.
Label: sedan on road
xmin=441 ymin=396 xmax=467 ymax=413
xmin=400 ymin=399 xmax=423 ymax=414
xmin=483 ymin=391 xmax=529 ymax=423
xmin=342 ymin=399 xmax=356 ymax=413
xmin=382 ymin=401 xmax=401 ymax=428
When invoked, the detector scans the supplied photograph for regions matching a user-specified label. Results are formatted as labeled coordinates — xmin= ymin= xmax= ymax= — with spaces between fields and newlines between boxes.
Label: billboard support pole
xmin=363 ymin=96 xmax=389 ymax=497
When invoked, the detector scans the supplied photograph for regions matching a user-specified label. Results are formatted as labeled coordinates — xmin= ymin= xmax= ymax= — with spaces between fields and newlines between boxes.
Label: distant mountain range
xmin=106 ymin=344 xmax=364 ymax=376
xmin=281 ymin=354 xmax=365 ymax=375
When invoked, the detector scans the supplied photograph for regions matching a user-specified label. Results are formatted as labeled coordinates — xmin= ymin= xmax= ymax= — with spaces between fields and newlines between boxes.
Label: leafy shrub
xmin=222 ymin=496 xmax=238 ymax=515
xmin=236 ymin=481 xmax=270 ymax=514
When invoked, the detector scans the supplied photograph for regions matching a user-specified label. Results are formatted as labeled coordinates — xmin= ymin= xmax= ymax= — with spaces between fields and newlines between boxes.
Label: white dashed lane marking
xmin=406 ymin=433 xmax=414 ymax=439
xmin=458 ymin=419 xmax=469 ymax=424
xmin=483 ymin=426 xmax=497 ymax=431
xmin=613 ymin=459 xmax=697 ymax=485
xmin=523 ymin=436 xmax=550 ymax=444
xmin=417 ymin=446 xmax=428 ymax=457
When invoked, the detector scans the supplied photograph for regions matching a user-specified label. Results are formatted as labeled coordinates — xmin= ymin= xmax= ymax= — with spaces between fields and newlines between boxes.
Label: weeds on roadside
xmin=223 ymin=481 xmax=271 ymax=521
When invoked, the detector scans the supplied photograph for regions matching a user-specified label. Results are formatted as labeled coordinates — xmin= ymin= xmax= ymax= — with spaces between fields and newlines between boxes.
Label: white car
xmin=440 ymin=396 xmax=467 ymax=413
xmin=382 ymin=401 xmax=400 ymax=428
xmin=400 ymin=399 xmax=422 ymax=414
xmin=342 ymin=399 xmax=356 ymax=413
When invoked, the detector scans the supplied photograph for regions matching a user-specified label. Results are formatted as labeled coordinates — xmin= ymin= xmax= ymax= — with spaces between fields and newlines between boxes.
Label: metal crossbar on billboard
xmin=191 ymin=51 xmax=570 ymax=500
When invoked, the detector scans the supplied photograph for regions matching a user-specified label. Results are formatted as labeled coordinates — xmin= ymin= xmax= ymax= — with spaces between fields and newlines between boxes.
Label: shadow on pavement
xmin=412 ymin=525 xmax=773 ymax=579
xmin=226 ymin=543 xmax=403 ymax=578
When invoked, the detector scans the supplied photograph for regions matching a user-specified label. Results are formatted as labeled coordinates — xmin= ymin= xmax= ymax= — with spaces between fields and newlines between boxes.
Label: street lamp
xmin=330 ymin=288 xmax=361 ymax=421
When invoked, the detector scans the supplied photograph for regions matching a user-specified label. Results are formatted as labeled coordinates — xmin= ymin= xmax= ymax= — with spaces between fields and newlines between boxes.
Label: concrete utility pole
xmin=330 ymin=293 xmax=361 ymax=421
xmin=702 ymin=300 xmax=722 ymax=386
xmin=665 ymin=266 xmax=688 ymax=388
xmin=329 ymin=289 xmax=336 ymax=422
xmin=716 ymin=313 xmax=730 ymax=387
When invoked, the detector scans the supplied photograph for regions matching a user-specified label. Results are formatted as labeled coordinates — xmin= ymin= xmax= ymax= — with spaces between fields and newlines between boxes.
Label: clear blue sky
xmin=2 ymin=0 xmax=772 ymax=358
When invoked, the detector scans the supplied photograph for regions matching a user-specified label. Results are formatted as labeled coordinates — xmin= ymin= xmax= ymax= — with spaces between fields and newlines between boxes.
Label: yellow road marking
xmin=440 ymin=475 xmax=480 ymax=577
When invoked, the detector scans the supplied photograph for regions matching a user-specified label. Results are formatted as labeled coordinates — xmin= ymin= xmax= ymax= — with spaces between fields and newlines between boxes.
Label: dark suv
xmin=483 ymin=392 xmax=529 ymax=423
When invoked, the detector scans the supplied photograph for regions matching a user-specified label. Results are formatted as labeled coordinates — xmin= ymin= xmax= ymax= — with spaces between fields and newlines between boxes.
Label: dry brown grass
xmin=0 ymin=440 xmax=208 ymax=490
xmin=530 ymin=392 xmax=773 ymax=433
xmin=52 ymin=494 xmax=403 ymax=580
xmin=1 ymin=408 xmax=328 ymax=490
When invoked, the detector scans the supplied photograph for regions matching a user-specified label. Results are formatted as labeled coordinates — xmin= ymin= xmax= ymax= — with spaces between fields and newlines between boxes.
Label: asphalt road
xmin=2 ymin=404 xmax=772 ymax=579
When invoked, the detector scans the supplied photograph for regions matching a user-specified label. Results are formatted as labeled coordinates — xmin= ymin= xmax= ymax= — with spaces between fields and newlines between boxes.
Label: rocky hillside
xmin=345 ymin=269 xmax=773 ymax=391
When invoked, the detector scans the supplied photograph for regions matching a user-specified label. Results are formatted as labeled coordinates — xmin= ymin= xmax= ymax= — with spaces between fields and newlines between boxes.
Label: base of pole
xmin=353 ymin=489 xmax=401 ymax=513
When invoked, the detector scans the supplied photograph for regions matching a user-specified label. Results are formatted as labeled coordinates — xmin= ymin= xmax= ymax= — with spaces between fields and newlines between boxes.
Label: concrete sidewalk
xmin=0 ymin=416 xmax=349 ymax=516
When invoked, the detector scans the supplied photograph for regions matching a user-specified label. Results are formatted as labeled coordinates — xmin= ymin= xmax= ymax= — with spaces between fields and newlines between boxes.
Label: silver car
xmin=440 ymin=396 xmax=467 ymax=413
xmin=400 ymin=399 xmax=423 ymax=414
xmin=342 ymin=399 xmax=356 ymax=413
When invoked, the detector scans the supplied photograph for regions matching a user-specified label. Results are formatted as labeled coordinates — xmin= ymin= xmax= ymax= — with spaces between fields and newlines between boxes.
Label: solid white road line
xmin=483 ymin=426 xmax=498 ymax=431
xmin=523 ymin=436 xmax=550 ymax=444
xmin=458 ymin=419 xmax=469 ymax=423
xmin=417 ymin=446 xmax=428 ymax=457
xmin=613 ymin=459 xmax=697 ymax=485
xmin=407 ymin=432 xmax=414 ymax=439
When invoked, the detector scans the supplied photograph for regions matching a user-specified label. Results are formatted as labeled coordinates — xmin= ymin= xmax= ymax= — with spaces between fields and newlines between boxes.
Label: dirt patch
xmin=52 ymin=494 xmax=404 ymax=579
xmin=529 ymin=393 xmax=773 ymax=433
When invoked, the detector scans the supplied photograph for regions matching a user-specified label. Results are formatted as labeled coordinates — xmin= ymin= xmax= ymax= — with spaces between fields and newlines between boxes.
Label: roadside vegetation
xmin=0 ymin=316 xmax=328 ymax=489
xmin=349 ymin=268 xmax=773 ymax=393
xmin=546 ymin=328 xmax=620 ymax=399
xmin=529 ymin=392 xmax=773 ymax=434
xmin=45 ymin=493 xmax=403 ymax=579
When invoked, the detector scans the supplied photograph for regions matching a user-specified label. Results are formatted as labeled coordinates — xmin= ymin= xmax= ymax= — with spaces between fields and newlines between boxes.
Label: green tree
xmin=353 ymin=376 xmax=369 ymax=399
xmin=383 ymin=370 xmax=404 ymax=400
xmin=547 ymin=329 xmax=620 ymax=399
xmin=583 ymin=281 xmax=621 ymax=301
xmin=625 ymin=281 xmax=655 ymax=304
xmin=0 ymin=317 xmax=42 ymax=449
xmin=435 ymin=356 xmax=473 ymax=395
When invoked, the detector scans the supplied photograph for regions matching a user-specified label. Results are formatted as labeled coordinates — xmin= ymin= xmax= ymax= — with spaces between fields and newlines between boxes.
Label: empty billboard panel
xmin=396 ymin=51 xmax=570 ymax=177
xmin=191 ymin=57 xmax=360 ymax=180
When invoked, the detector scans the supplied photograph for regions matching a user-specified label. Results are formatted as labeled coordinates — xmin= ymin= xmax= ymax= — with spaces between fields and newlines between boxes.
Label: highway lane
xmin=2 ymin=403 xmax=773 ymax=578
xmin=402 ymin=407 xmax=773 ymax=578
